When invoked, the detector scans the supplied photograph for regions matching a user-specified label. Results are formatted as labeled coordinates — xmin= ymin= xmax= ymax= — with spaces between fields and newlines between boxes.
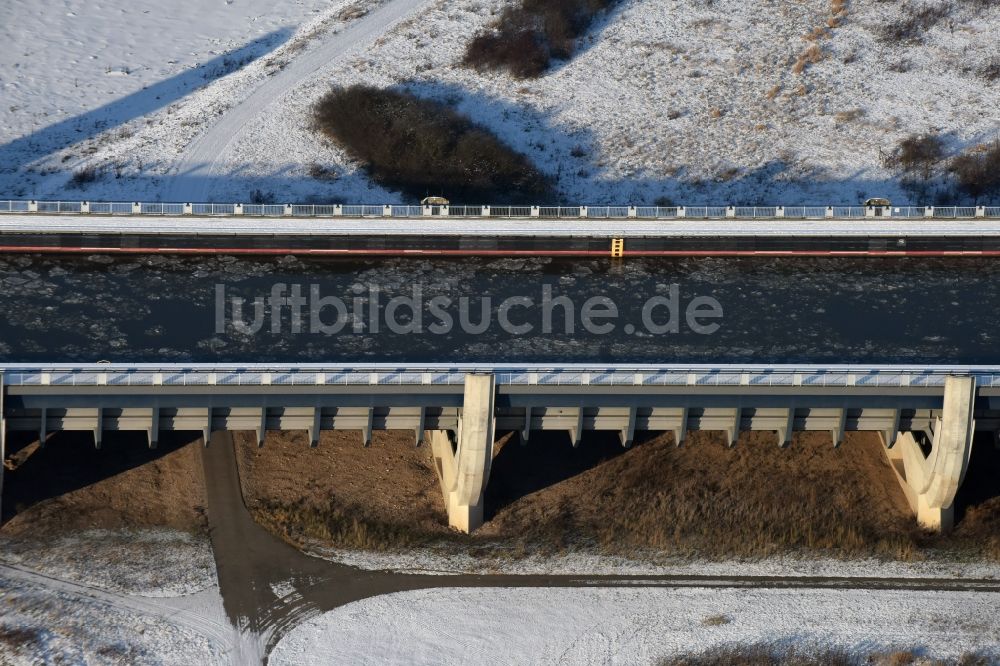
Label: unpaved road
xmin=166 ymin=0 xmax=432 ymax=203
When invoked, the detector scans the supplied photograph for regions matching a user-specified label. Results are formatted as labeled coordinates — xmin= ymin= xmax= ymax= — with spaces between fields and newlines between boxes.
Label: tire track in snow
xmin=0 ymin=562 xmax=239 ymax=664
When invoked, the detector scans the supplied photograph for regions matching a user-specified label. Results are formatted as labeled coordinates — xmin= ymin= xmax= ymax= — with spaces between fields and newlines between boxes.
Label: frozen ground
xmin=309 ymin=543 xmax=1000 ymax=581
xmin=269 ymin=585 xmax=1000 ymax=665
xmin=0 ymin=528 xmax=217 ymax=596
xmin=2 ymin=0 xmax=998 ymax=204
xmin=0 ymin=530 xmax=240 ymax=665
xmin=0 ymin=570 xmax=229 ymax=665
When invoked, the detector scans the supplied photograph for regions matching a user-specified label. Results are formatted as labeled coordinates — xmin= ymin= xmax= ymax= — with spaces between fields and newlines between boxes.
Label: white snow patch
xmin=0 ymin=529 xmax=218 ymax=596
xmin=270 ymin=586 xmax=1000 ymax=665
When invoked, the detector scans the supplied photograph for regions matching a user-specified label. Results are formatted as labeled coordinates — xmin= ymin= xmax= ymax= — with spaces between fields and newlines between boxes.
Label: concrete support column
xmin=677 ymin=207 xmax=686 ymax=218
xmin=81 ymin=201 xmax=90 ymax=213
xmin=884 ymin=376 xmax=975 ymax=533
xmin=430 ymin=374 xmax=496 ymax=533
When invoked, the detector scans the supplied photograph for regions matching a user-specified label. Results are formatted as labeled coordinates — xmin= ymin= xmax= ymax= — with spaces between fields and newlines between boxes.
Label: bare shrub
xmin=886 ymin=134 xmax=946 ymax=179
xmin=879 ymin=2 xmax=951 ymax=43
xmin=661 ymin=643 xmax=853 ymax=666
xmin=308 ymin=163 xmax=339 ymax=182
xmin=700 ymin=614 xmax=730 ymax=626
xmin=792 ymin=44 xmax=824 ymax=74
xmin=463 ymin=0 xmax=622 ymax=78
xmin=834 ymin=108 xmax=865 ymax=123
xmin=68 ymin=165 xmax=101 ymax=189
xmin=978 ymin=57 xmax=1000 ymax=82
xmin=313 ymin=85 xmax=549 ymax=202
xmin=950 ymin=141 xmax=1000 ymax=201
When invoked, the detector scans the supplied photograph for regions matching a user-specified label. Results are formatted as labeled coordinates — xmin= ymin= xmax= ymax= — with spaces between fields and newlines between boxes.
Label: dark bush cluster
xmin=886 ymin=134 xmax=946 ymax=179
xmin=878 ymin=1 xmax=951 ymax=43
xmin=950 ymin=141 xmax=1000 ymax=201
xmin=464 ymin=0 xmax=620 ymax=78
xmin=313 ymin=85 xmax=549 ymax=202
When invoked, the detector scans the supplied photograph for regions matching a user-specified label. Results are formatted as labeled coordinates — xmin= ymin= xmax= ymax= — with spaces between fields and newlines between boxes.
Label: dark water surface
xmin=0 ymin=254 xmax=996 ymax=364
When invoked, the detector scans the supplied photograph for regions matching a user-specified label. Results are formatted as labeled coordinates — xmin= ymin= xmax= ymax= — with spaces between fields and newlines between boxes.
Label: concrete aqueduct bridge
xmin=0 ymin=364 xmax=992 ymax=533
xmin=2 ymin=200 xmax=1000 ymax=256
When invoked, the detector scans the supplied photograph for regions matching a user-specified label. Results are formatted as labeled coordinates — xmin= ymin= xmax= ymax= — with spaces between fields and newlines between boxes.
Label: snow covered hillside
xmin=1 ymin=0 xmax=998 ymax=204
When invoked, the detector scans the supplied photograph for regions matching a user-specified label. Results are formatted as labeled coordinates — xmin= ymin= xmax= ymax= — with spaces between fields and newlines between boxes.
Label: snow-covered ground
xmin=270 ymin=586 xmax=1000 ymax=665
xmin=2 ymin=0 xmax=998 ymax=204
xmin=0 ymin=529 xmax=217 ymax=596
xmin=0 ymin=570 xmax=229 ymax=665
xmin=0 ymin=530 xmax=240 ymax=664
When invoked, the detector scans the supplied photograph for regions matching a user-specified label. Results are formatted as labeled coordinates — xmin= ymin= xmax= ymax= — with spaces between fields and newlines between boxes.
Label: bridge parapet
xmin=2 ymin=200 xmax=998 ymax=221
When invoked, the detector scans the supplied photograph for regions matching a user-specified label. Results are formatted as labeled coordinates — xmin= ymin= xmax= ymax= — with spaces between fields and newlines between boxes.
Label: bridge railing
xmin=4 ymin=366 xmax=991 ymax=389
xmin=1 ymin=200 xmax=998 ymax=220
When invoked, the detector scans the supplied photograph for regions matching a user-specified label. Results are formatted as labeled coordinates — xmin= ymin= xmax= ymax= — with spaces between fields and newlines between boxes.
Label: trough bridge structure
xmin=0 ymin=363 xmax=991 ymax=533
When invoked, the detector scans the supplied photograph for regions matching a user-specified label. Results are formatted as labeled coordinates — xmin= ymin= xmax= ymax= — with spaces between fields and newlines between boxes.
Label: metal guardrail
xmin=0 ymin=200 xmax=996 ymax=220
xmin=3 ymin=364 xmax=994 ymax=389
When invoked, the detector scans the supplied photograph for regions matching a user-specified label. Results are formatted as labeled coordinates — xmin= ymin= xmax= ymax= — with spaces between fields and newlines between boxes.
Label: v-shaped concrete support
xmin=884 ymin=376 xmax=975 ymax=533
xmin=430 ymin=374 xmax=495 ymax=533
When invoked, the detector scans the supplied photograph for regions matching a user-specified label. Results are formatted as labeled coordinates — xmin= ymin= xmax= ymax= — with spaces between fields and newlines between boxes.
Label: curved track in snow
xmin=166 ymin=0 xmax=431 ymax=202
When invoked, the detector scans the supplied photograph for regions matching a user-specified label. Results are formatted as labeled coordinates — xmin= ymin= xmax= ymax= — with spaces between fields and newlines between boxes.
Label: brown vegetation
xmin=879 ymin=2 xmax=951 ymax=43
xmin=661 ymin=644 xmax=990 ymax=666
xmin=313 ymin=85 xmax=549 ymax=202
xmin=886 ymin=133 xmax=946 ymax=179
xmin=1 ymin=431 xmax=208 ymax=535
xmin=950 ymin=141 xmax=1000 ymax=201
xmin=463 ymin=0 xmax=621 ymax=78
xmin=793 ymin=44 xmax=825 ymax=74
xmin=233 ymin=426 xmax=1000 ymax=561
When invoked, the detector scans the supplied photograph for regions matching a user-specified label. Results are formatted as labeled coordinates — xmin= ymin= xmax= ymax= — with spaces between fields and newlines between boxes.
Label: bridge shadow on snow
xmin=0 ymin=29 xmax=292 ymax=180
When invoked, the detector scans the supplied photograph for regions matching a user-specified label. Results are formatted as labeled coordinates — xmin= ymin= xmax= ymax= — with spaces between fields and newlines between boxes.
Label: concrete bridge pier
xmin=430 ymin=374 xmax=496 ymax=533
xmin=884 ymin=376 xmax=975 ymax=533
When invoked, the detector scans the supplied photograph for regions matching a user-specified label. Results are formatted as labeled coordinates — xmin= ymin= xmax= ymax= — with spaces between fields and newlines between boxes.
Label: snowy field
xmin=0 ymin=529 xmax=217 ymax=596
xmin=1 ymin=0 xmax=998 ymax=204
xmin=270 ymin=586 xmax=1000 ymax=665
xmin=0 ymin=531 xmax=239 ymax=665
xmin=0 ymin=571 xmax=229 ymax=666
